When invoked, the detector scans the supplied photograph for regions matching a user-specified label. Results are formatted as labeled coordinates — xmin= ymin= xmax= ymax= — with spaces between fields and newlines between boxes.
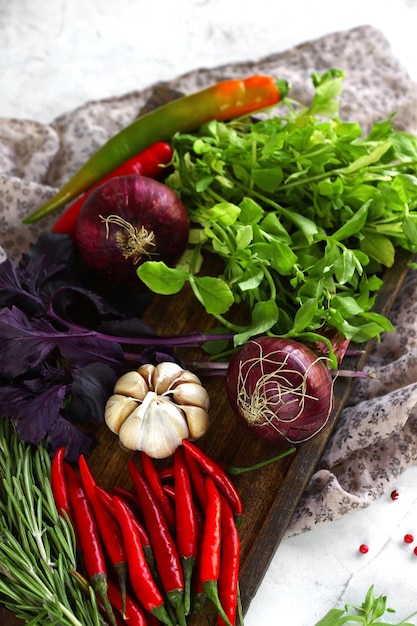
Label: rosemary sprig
xmin=0 ymin=419 xmax=106 ymax=625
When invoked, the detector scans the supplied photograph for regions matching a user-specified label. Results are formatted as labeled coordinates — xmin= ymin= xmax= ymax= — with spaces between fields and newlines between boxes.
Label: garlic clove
xmin=136 ymin=363 xmax=155 ymax=389
xmin=169 ymin=369 xmax=203 ymax=388
xmin=152 ymin=361 xmax=187 ymax=394
xmin=118 ymin=391 xmax=189 ymax=459
xmin=114 ymin=370 xmax=149 ymax=400
xmin=104 ymin=394 xmax=139 ymax=434
xmin=172 ymin=382 xmax=210 ymax=411
xmin=180 ymin=404 xmax=210 ymax=440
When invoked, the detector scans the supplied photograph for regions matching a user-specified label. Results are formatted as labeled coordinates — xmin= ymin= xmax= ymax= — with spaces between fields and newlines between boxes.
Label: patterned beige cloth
xmin=1 ymin=25 xmax=417 ymax=536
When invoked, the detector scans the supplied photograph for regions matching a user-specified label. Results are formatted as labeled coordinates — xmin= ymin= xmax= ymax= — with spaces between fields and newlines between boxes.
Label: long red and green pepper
xmin=23 ymin=74 xmax=288 ymax=223
xmin=51 ymin=441 xmax=243 ymax=625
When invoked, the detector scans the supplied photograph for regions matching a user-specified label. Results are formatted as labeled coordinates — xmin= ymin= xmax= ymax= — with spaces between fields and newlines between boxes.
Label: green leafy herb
xmin=315 ymin=584 xmax=417 ymax=625
xmin=137 ymin=69 xmax=417 ymax=348
xmin=0 ymin=419 xmax=104 ymax=625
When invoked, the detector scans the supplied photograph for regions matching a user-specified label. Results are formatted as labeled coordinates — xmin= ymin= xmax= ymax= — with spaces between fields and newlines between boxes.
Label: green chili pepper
xmin=23 ymin=75 xmax=288 ymax=223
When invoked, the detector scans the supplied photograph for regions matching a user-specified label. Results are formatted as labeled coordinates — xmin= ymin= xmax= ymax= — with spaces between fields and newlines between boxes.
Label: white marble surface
xmin=2 ymin=1 xmax=417 ymax=624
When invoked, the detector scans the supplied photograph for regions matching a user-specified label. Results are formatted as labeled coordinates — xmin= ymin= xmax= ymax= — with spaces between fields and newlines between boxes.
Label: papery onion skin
xmin=226 ymin=336 xmax=334 ymax=445
xmin=74 ymin=174 xmax=189 ymax=286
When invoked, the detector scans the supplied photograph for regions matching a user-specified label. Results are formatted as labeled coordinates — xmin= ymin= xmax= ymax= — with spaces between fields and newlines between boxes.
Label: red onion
xmin=226 ymin=336 xmax=334 ymax=445
xmin=74 ymin=174 xmax=189 ymax=286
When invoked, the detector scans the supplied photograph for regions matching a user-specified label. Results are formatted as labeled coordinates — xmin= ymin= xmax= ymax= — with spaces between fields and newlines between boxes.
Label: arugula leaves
xmin=315 ymin=585 xmax=417 ymax=625
xmin=138 ymin=69 xmax=417 ymax=347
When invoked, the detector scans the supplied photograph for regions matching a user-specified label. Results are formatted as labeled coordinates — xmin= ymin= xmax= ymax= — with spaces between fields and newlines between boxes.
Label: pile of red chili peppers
xmin=51 ymin=440 xmax=243 ymax=626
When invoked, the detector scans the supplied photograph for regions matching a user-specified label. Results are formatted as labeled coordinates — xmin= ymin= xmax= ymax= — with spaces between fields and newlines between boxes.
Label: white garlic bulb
xmin=104 ymin=362 xmax=210 ymax=458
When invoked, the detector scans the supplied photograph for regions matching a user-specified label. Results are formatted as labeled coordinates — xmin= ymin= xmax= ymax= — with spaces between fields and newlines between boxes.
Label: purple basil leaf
xmin=0 ymin=234 xmax=73 ymax=312
xmin=47 ymin=414 xmax=97 ymax=462
xmin=0 ymin=384 xmax=38 ymax=421
xmin=0 ymin=258 xmax=43 ymax=311
xmin=0 ymin=306 xmax=59 ymax=377
xmin=20 ymin=255 xmax=68 ymax=307
xmin=59 ymin=335 xmax=125 ymax=367
xmin=12 ymin=384 xmax=66 ymax=445
xmin=20 ymin=233 xmax=73 ymax=271
xmin=50 ymin=285 xmax=123 ymax=326
xmin=69 ymin=363 xmax=118 ymax=423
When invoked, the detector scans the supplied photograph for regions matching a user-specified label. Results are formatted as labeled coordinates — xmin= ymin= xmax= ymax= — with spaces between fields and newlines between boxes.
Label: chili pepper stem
xmin=150 ymin=604 xmax=176 ymax=626
xmin=90 ymin=574 xmax=118 ymax=626
xmin=181 ymin=556 xmax=196 ymax=615
xmin=167 ymin=589 xmax=187 ymax=626
xmin=192 ymin=590 xmax=207 ymax=614
xmin=237 ymin=583 xmax=244 ymax=626
xmin=226 ymin=447 xmax=296 ymax=475
xmin=114 ymin=561 xmax=127 ymax=618
xmin=143 ymin=544 xmax=160 ymax=584
xmin=203 ymin=580 xmax=233 ymax=626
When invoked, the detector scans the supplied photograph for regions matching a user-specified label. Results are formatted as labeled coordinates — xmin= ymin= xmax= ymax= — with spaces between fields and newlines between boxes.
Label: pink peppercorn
xmin=404 ymin=534 xmax=414 ymax=544
xmin=359 ymin=544 xmax=369 ymax=554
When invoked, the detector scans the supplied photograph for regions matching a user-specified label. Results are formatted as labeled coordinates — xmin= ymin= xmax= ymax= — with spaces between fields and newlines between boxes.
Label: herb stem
xmin=47 ymin=298 xmax=235 ymax=346
xmin=0 ymin=420 xmax=106 ymax=625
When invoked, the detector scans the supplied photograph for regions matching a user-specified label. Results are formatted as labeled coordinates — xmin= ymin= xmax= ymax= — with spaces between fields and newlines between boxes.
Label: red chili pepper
xmin=112 ymin=485 xmax=141 ymax=511
xmin=140 ymin=451 xmax=175 ymax=528
xmin=182 ymin=439 xmax=242 ymax=524
xmin=128 ymin=460 xmax=187 ymax=626
xmin=183 ymin=447 xmax=208 ymax=511
xmin=78 ymin=455 xmax=128 ymax=616
xmin=200 ymin=476 xmax=232 ymax=626
xmin=24 ymin=76 xmax=288 ymax=223
xmin=191 ymin=502 xmax=206 ymax=613
xmin=96 ymin=485 xmax=146 ymax=542
xmin=173 ymin=446 xmax=198 ymax=615
xmin=112 ymin=494 xmax=174 ymax=626
xmin=64 ymin=463 xmax=117 ymax=626
xmin=106 ymin=579 xmax=147 ymax=626
xmin=52 ymin=141 xmax=173 ymax=235
xmin=163 ymin=483 xmax=176 ymax=499
xmin=159 ymin=465 xmax=175 ymax=482
xmin=96 ymin=483 xmax=158 ymax=580
xmin=50 ymin=447 xmax=73 ymax=522
xmin=217 ymin=497 xmax=241 ymax=626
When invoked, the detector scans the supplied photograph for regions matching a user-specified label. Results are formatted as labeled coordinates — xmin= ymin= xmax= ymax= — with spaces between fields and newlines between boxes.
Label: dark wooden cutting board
xmin=0 ymin=247 xmax=411 ymax=626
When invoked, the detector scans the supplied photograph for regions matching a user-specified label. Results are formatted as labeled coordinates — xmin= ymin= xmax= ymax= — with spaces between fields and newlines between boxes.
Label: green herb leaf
xmin=190 ymin=275 xmax=234 ymax=315
xmin=360 ymin=232 xmax=396 ymax=267
xmin=137 ymin=261 xmax=188 ymax=294
xmin=207 ymin=202 xmax=241 ymax=226
xmin=290 ymin=297 xmax=318 ymax=334
xmin=314 ymin=585 xmax=417 ymax=626
xmin=234 ymin=299 xmax=279 ymax=346
xmin=340 ymin=141 xmax=392 ymax=174
xmin=332 ymin=201 xmax=370 ymax=241
xmin=239 ymin=197 xmax=264 ymax=224
xmin=314 ymin=608 xmax=345 ymax=626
